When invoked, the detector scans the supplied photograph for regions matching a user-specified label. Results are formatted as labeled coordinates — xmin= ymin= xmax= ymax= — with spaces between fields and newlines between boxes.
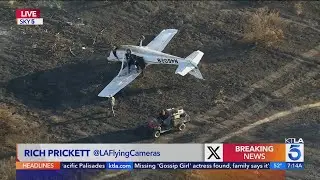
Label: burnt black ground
xmin=0 ymin=1 xmax=319 ymax=180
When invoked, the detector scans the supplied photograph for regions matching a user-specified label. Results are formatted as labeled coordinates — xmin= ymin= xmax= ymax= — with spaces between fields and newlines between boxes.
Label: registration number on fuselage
xmin=157 ymin=58 xmax=178 ymax=64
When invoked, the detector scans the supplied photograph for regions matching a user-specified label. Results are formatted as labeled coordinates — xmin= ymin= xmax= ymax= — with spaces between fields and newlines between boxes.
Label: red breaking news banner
xmin=16 ymin=9 xmax=40 ymax=18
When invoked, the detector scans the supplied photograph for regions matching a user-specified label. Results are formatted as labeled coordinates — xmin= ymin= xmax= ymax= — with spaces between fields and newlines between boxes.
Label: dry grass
xmin=0 ymin=104 xmax=52 ymax=180
xmin=214 ymin=89 xmax=227 ymax=105
xmin=0 ymin=106 xmax=15 ymax=180
xmin=294 ymin=2 xmax=303 ymax=15
xmin=0 ymin=105 xmax=32 ymax=152
xmin=0 ymin=157 xmax=15 ymax=180
xmin=0 ymin=103 xmax=51 ymax=153
xmin=8 ymin=1 xmax=15 ymax=6
xmin=243 ymin=7 xmax=285 ymax=47
xmin=0 ymin=106 xmax=24 ymax=151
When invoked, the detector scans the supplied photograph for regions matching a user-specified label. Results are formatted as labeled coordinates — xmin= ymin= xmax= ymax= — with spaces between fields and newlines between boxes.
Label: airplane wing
xmin=98 ymin=65 xmax=141 ymax=97
xmin=146 ymin=29 xmax=178 ymax=52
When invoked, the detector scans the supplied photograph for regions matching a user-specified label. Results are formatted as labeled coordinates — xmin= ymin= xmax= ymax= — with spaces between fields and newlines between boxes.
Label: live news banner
xmin=16 ymin=139 xmax=304 ymax=178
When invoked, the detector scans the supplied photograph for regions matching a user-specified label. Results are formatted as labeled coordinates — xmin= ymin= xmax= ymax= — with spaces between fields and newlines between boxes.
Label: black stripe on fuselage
xmin=157 ymin=58 xmax=178 ymax=64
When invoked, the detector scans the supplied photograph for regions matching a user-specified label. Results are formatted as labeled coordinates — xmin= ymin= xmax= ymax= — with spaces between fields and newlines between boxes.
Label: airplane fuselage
xmin=99 ymin=29 xmax=204 ymax=98
xmin=108 ymin=45 xmax=186 ymax=65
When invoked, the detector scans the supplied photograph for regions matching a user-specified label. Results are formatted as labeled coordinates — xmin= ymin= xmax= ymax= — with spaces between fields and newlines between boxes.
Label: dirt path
xmin=213 ymin=102 xmax=320 ymax=142
xmin=96 ymin=45 xmax=320 ymax=179
xmin=98 ymin=102 xmax=320 ymax=180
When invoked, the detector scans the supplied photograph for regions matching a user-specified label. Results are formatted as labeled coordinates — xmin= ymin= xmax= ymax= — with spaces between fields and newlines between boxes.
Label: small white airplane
xmin=98 ymin=29 xmax=204 ymax=98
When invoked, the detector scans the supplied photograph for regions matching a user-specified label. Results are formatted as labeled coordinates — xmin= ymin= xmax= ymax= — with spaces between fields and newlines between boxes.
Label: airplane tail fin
xmin=175 ymin=50 xmax=204 ymax=79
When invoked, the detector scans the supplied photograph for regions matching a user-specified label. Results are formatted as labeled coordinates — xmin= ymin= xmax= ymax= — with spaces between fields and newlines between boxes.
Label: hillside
xmin=0 ymin=1 xmax=319 ymax=180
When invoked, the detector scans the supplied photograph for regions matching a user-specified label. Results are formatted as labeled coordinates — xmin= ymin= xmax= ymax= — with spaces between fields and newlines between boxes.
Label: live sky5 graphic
xmin=16 ymin=9 xmax=43 ymax=25
xmin=285 ymin=138 xmax=304 ymax=162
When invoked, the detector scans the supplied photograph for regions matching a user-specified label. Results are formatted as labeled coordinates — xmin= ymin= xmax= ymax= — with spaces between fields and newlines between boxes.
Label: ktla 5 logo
xmin=286 ymin=144 xmax=304 ymax=162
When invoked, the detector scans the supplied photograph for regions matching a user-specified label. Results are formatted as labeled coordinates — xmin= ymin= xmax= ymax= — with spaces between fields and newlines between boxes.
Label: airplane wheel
xmin=153 ymin=130 xmax=161 ymax=138
xmin=178 ymin=123 xmax=186 ymax=131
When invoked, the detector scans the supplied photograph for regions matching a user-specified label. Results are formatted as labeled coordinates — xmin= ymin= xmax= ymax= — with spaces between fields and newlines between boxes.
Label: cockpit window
xmin=112 ymin=46 xmax=118 ymax=59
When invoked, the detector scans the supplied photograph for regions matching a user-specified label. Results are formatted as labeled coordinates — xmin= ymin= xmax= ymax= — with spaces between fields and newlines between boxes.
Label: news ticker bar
xmin=17 ymin=143 xmax=304 ymax=162
xmin=16 ymin=162 xmax=304 ymax=170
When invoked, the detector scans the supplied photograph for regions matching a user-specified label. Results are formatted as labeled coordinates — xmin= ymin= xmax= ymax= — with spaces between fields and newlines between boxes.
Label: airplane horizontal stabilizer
xmin=175 ymin=63 xmax=194 ymax=76
xmin=175 ymin=50 xmax=204 ymax=79
xmin=189 ymin=68 xmax=204 ymax=79
xmin=185 ymin=50 xmax=204 ymax=67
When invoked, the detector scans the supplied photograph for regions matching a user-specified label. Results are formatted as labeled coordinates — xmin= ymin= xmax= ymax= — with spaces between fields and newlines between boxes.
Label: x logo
xmin=207 ymin=146 xmax=220 ymax=159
